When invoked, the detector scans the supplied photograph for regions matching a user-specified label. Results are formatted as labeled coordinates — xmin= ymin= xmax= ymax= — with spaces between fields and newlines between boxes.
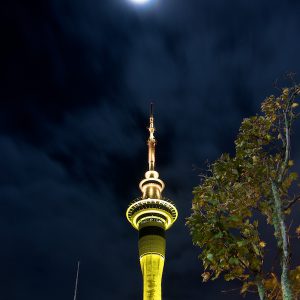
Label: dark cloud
xmin=0 ymin=0 xmax=300 ymax=299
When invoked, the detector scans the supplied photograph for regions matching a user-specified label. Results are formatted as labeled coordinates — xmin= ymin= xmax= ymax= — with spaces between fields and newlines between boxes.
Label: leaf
xmin=296 ymin=226 xmax=300 ymax=238
xmin=229 ymin=257 xmax=240 ymax=265
xmin=237 ymin=240 xmax=247 ymax=247
xmin=232 ymin=169 xmax=239 ymax=175
xmin=284 ymin=208 xmax=291 ymax=215
xmin=283 ymin=88 xmax=289 ymax=96
xmin=292 ymin=102 xmax=299 ymax=108
xmin=213 ymin=232 xmax=223 ymax=239
xmin=253 ymin=244 xmax=260 ymax=255
xmin=259 ymin=241 xmax=266 ymax=248
xmin=240 ymin=282 xmax=253 ymax=294
xmin=264 ymin=273 xmax=280 ymax=290
xmin=206 ymin=253 xmax=214 ymax=261
xmin=202 ymin=272 xmax=211 ymax=282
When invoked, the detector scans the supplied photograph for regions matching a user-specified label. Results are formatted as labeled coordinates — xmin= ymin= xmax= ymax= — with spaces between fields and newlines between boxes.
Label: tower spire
xmin=148 ymin=103 xmax=156 ymax=171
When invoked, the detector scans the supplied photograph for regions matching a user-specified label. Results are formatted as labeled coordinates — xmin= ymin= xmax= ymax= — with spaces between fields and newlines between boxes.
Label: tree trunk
xmin=256 ymin=279 xmax=265 ymax=300
xmin=271 ymin=181 xmax=293 ymax=300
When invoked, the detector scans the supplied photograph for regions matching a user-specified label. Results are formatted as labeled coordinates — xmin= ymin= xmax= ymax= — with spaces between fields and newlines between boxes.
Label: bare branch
xmin=277 ymin=112 xmax=291 ymax=184
xmin=284 ymin=195 xmax=300 ymax=211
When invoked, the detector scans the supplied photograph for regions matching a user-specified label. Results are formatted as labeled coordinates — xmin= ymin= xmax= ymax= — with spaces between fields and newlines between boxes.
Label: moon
xmin=129 ymin=0 xmax=152 ymax=4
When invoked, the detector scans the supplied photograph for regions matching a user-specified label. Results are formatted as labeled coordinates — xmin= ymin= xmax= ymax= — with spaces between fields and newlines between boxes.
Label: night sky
xmin=1 ymin=0 xmax=300 ymax=299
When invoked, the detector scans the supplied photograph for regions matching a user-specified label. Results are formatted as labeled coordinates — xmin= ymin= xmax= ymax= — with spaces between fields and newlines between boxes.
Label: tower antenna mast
xmin=148 ymin=102 xmax=156 ymax=171
xmin=73 ymin=261 xmax=80 ymax=300
xmin=150 ymin=102 xmax=153 ymax=116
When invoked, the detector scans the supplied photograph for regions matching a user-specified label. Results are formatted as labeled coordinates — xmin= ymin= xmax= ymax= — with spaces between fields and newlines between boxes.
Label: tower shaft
xmin=139 ymin=225 xmax=166 ymax=299
xmin=140 ymin=254 xmax=164 ymax=300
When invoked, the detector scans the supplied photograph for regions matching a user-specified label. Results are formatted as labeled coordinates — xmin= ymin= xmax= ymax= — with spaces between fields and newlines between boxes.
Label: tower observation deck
xmin=126 ymin=105 xmax=178 ymax=300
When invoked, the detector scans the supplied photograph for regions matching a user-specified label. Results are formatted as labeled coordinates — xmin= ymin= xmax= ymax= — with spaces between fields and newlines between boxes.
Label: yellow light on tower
xmin=126 ymin=104 xmax=178 ymax=300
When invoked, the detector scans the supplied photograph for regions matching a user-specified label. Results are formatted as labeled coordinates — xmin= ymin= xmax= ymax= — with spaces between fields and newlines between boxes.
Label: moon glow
xmin=129 ymin=0 xmax=151 ymax=4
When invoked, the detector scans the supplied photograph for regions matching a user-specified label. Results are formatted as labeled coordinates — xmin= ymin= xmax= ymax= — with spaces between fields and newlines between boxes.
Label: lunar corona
xmin=129 ymin=0 xmax=151 ymax=4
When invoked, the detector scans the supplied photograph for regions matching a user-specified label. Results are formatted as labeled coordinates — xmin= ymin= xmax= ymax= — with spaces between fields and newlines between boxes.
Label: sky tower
xmin=126 ymin=105 xmax=178 ymax=300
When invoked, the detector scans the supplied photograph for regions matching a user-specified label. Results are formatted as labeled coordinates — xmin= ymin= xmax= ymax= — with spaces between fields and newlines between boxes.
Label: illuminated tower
xmin=126 ymin=105 xmax=178 ymax=300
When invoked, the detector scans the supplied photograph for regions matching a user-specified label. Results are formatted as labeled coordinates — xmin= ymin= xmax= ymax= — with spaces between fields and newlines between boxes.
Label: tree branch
xmin=284 ymin=195 xmax=300 ymax=211
xmin=278 ymin=112 xmax=291 ymax=184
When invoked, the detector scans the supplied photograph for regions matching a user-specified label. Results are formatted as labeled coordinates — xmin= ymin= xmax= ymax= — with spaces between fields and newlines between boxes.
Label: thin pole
xmin=73 ymin=261 xmax=80 ymax=300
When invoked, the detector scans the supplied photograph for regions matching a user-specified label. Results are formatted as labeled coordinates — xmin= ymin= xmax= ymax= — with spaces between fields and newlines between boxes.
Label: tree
xmin=187 ymin=81 xmax=300 ymax=300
